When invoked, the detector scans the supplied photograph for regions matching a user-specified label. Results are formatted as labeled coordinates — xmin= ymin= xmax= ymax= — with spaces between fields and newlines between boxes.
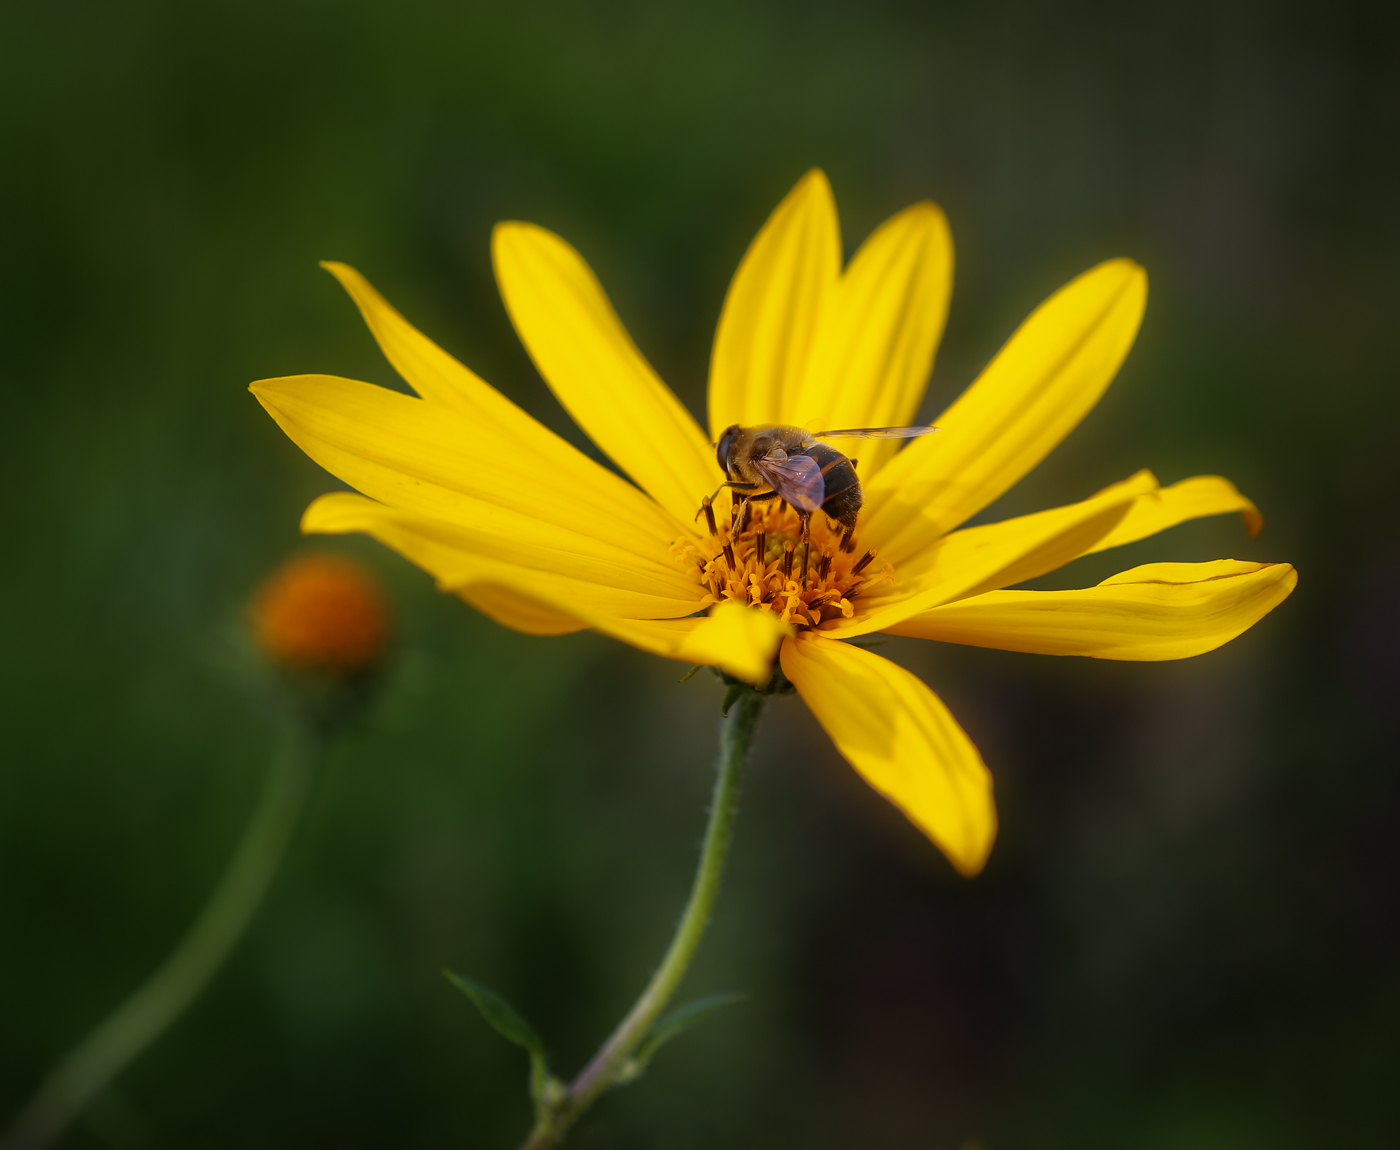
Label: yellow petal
xmin=780 ymin=635 xmax=996 ymax=875
xmin=274 ymin=268 xmax=683 ymax=540
xmin=304 ymin=492 xmax=702 ymax=619
xmin=788 ymin=201 xmax=954 ymax=477
xmin=827 ymin=471 xmax=1158 ymax=639
xmin=493 ymin=221 xmax=716 ymax=527
xmin=862 ymin=259 xmax=1147 ymax=556
xmin=320 ymin=262 xmax=555 ymax=444
xmin=303 ymin=494 xmax=585 ymax=636
xmin=708 ymin=169 xmax=841 ymax=437
xmin=456 ymin=582 xmax=588 ymax=636
xmin=306 ymin=493 xmax=782 ymax=680
xmin=585 ymin=614 xmax=784 ymax=683
xmin=887 ymin=559 xmax=1297 ymax=660
xmin=1084 ymin=475 xmax=1262 ymax=554
xmin=677 ymin=600 xmax=792 ymax=685
xmin=251 ymin=374 xmax=691 ymax=591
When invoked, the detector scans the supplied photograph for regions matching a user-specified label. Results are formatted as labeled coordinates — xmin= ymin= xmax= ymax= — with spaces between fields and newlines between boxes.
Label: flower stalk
xmin=1 ymin=712 xmax=319 ymax=1150
xmin=519 ymin=690 xmax=764 ymax=1150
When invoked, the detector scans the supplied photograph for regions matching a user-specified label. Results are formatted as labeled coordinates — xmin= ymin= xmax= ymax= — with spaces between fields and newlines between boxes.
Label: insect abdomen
xmin=803 ymin=441 xmax=863 ymax=531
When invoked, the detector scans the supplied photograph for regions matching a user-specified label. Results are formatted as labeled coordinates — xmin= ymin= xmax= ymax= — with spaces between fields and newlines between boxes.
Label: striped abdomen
xmin=802 ymin=440 xmax=863 ymax=531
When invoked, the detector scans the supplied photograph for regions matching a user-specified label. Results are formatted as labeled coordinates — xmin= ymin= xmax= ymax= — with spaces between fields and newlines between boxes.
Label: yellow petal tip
xmin=780 ymin=637 xmax=998 ymax=875
xmin=491 ymin=219 xmax=535 ymax=247
xmin=948 ymin=832 xmax=995 ymax=878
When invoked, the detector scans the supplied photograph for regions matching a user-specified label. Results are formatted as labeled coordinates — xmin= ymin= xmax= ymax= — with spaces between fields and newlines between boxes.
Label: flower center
xmin=673 ymin=496 xmax=895 ymax=630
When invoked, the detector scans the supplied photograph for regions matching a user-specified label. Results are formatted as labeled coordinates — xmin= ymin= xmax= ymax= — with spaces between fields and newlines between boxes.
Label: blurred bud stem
xmin=519 ymin=689 xmax=763 ymax=1150
xmin=1 ymin=708 xmax=320 ymax=1150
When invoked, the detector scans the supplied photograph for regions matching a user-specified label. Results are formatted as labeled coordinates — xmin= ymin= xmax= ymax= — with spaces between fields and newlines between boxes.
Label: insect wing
xmin=753 ymin=453 xmax=825 ymax=511
xmin=811 ymin=425 xmax=940 ymax=440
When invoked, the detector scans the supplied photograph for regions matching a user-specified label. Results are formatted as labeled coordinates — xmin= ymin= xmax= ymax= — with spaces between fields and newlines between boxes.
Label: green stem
xmin=2 ymin=713 xmax=318 ymax=1150
xmin=520 ymin=690 xmax=764 ymax=1150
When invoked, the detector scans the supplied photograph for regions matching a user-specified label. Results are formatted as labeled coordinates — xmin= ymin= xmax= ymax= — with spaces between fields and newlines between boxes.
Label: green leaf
xmin=720 ymin=683 xmax=747 ymax=716
xmin=631 ymin=992 xmax=746 ymax=1071
xmin=445 ymin=969 xmax=553 ymax=1103
xmin=445 ymin=970 xmax=543 ymax=1053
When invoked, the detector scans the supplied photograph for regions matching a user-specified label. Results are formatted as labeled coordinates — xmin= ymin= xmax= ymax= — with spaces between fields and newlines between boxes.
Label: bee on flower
xmin=251 ymin=170 xmax=1294 ymax=876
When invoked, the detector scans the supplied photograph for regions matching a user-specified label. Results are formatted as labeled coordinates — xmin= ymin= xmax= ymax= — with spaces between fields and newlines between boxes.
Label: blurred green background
xmin=2 ymin=1 xmax=1397 ymax=1147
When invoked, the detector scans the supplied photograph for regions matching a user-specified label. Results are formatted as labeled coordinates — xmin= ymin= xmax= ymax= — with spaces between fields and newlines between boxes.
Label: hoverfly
xmin=707 ymin=423 xmax=939 ymax=535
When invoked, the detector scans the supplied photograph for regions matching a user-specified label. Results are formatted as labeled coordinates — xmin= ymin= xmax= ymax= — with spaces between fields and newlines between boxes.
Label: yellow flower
xmin=251 ymin=170 xmax=1295 ymax=876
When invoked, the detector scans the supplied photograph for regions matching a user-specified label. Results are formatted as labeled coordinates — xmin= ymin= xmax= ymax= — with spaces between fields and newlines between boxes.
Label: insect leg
xmin=697 ymin=497 xmax=718 ymax=536
xmin=694 ymin=481 xmax=760 ymax=520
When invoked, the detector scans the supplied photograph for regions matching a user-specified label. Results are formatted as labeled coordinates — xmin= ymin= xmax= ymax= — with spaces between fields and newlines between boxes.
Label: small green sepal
xmin=720 ymin=684 xmax=748 ymax=716
xmin=678 ymin=663 xmax=704 ymax=684
xmin=629 ymin=992 xmax=747 ymax=1075
xmin=445 ymin=969 xmax=552 ymax=1104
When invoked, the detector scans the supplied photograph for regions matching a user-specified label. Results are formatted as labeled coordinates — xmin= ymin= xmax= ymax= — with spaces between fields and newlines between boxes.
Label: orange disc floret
xmin=251 ymin=553 xmax=390 ymax=674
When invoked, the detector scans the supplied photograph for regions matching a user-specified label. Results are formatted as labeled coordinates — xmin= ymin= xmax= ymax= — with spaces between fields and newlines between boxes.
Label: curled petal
xmin=493 ymin=222 xmax=716 ymax=528
xmin=1085 ymin=475 xmax=1263 ymax=554
xmin=780 ymin=635 xmax=996 ymax=876
xmin=677 ymin=601 xmax=793 ymax=686
xmin=827 ymin=471 xmax=1158 ymax=639
xmin=887 ymin=559 xmax=1297 ymax=660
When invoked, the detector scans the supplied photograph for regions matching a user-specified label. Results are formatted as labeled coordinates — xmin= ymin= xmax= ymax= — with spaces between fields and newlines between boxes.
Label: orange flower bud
xmin=250 ymin=553 xmax=390 ymax=675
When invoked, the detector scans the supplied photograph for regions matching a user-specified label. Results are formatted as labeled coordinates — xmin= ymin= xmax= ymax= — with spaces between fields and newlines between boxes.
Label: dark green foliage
xmin=627 ymin=993 xmax=748 ymax=1079
xmin=445 ymin=972 xmax=546 ymax=1066
xmin=445 ymin=971 xmax=552 ymax=1108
